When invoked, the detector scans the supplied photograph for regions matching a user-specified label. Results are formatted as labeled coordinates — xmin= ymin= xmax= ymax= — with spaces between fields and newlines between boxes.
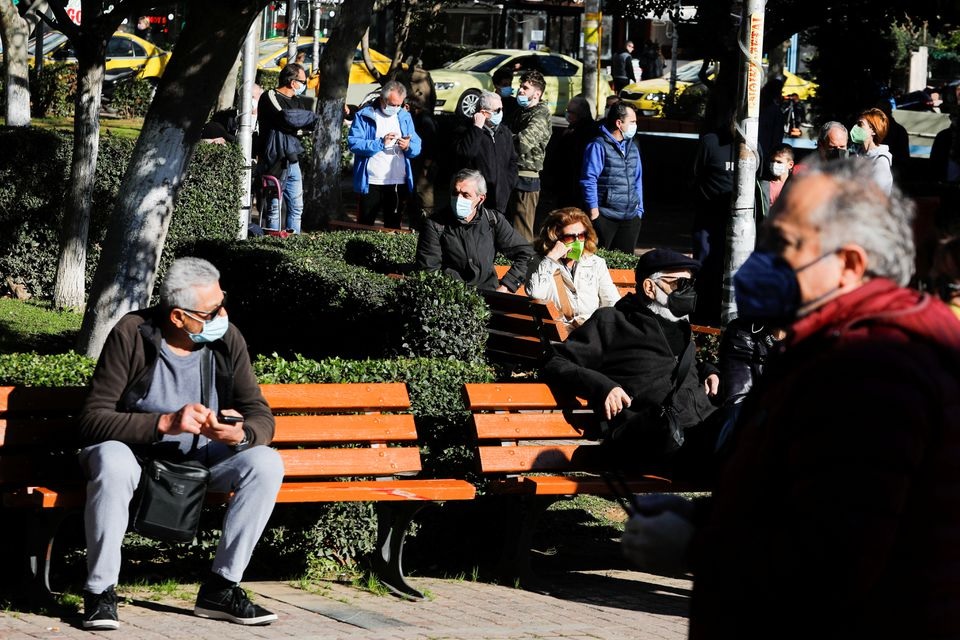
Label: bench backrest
xmin=0 ymin=383 xmax=422 ymax=487
xmin=465 ymin=383 xmax=603 ymax=475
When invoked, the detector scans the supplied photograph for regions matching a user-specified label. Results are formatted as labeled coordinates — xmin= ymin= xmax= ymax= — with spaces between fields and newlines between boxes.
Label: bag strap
xmin=195 ymin=347 xmax=214 ymax=453
xmin=552 ymin=270 xmax=575 ymax=320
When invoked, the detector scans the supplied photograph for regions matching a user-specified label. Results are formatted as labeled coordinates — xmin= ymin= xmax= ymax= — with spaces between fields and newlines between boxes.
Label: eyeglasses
xmin=559 ymin=232 xmax=587 ymax=242
xmin=483 ymin=107 xmax=503 ymax=114
xmin=656 ymin=277 xmax=694 ymax=291
xmin=294 ymin=77 xmax=307 ymax=84
xmin=180 ymin=291 xmax=228 ymax=322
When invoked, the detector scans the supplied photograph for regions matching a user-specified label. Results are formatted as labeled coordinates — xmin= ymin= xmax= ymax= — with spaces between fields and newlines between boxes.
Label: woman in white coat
xmin=851 ymin=107 xmax=894 ymax=194
xmin=525 ymin=207 xmax=620 ymax=327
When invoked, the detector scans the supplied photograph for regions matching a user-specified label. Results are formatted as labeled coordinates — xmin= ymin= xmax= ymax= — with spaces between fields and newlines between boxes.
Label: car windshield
xmin=446 ymin=53 xmax=509 ymax=72
xmin=674 ymin=61 xmax=707 ymax=83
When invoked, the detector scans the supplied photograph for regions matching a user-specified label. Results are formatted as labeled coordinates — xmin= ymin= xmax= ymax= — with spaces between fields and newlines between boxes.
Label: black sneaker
xmin=194 ymin=583 xmax=277 ymax=625
xmin=83 ymin=586 xmax=119 ymax=630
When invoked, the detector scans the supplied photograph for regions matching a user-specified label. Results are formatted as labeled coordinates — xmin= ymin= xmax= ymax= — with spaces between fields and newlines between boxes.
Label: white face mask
xmin=771 ymin=161 xmax=787 ymax=177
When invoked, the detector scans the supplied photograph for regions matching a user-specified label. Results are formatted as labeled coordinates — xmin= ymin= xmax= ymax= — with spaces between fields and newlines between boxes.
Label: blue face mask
xmin=451 ymin=196 xmax=474 ymax=220
xmin=621 ymin=122 xmax=638 ymax=139
xmin=382 ymin=103 xmax=401 ymax=116
xmin=516 ymin=94 xmax=530 ymax=108
xmin=186 ymin=313 xmax=229 ymax=344
xmin=488 ymin=110 xmax=503 ymax=127
xmin=498 ymin=86 xmax=513 ymax=97
xmin=734 ymin=250 xmax=838 ymax=324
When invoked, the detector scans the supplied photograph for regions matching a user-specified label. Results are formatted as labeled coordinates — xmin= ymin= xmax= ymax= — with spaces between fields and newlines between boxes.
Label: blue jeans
xmin=266 ymin=161 xmax=303 ymax=233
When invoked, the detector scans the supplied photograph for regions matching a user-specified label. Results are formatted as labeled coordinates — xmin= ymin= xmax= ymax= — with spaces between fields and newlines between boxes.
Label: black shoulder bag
xmin=607 ymin=340 xmax=695 ymax=457
xmin=132 ymin=349 xmax=212 ymax=543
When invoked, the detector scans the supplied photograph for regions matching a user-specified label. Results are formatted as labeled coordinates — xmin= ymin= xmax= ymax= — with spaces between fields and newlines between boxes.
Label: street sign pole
xmin=582 ymin=1 xmax=601 ymax=117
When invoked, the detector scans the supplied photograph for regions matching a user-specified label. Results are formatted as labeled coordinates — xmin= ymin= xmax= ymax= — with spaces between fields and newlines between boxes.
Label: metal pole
xmin=668 ymin=1 xmax=679 ymax=102
xmin=312 ymin=0 xmax=322 ymax=74
xmin=238 ymin=19 xmax=258 ymax=240
xmin=287 ymin=0 xmax=299 ymax=64
xmin=582 ymin=0 xmax=601 ymax=117
xmin=721 ymin=0 xmax=765 ymax=325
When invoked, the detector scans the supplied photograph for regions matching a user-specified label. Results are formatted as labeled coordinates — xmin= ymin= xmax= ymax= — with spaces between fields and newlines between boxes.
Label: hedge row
xmin=0 ymin=127 xmax=243 ymax=298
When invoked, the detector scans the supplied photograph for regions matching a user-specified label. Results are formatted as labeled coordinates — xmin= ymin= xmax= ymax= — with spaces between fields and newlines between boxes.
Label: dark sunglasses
xmin=181 ymin=291 xmax=228 ymax=321
xmin=657 ymin=277 xmax=694 ymax=291
xmin=559 ymin=232 xmax=587 ymax=242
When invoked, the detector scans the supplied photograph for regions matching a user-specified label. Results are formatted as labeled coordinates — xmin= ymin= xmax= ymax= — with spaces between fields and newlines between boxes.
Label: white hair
xmin=160 ymin=257 xmax=220 ymax=309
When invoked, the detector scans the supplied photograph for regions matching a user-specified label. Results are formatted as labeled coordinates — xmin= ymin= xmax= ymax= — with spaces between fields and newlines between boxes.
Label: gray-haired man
xmin=414 ymin=168 xmax=533 ymax=292
xmin=78 ymin=257 xmax=284 ymax=630
xmin=453 ymin=90 xmax=518 ymax=213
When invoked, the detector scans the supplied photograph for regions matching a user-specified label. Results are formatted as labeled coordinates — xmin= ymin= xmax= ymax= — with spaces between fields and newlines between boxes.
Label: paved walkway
xmin=0 ymin=568 xmax=690 ymax=639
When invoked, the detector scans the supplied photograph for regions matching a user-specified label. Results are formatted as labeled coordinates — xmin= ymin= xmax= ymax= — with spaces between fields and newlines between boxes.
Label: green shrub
xmin=291 ymin=231 xmax=417 ymax=273
xmin=595 ymin=247 xmax=639 ymax=270
xmin=108 ymin=76 xmax=155 ymax=118
xmin=30 ymin=62 xmax=77 ymax=117
xmin=0 ymin=351 xmax=95 ymax=386
xmin=0 ymin=128 xmax=243 ymax=298
xmin=256 ymin=69 xmax=279 ymax=92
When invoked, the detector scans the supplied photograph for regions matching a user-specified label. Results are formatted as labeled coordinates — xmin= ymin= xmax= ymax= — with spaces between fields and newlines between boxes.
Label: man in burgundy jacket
xmin=622 ymin=160 xmax=960 ymax=639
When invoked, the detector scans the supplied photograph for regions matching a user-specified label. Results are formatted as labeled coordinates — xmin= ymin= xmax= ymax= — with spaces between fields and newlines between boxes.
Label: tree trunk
xmin=52 ymin=43 xmax=108 ymax=310
xmin=0 ymin=0 xmax=32 ymax=127
xmin=217 ymin=52 xmax=242 ymax=112
xmin=77 ymin=0 xmax=267 ymax=359
xmin=303 ymin=0 xmax=377 ymax=231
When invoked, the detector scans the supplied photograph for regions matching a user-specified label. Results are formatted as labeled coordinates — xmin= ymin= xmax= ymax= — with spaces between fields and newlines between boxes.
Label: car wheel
xmin=457 ymin=89 xmax=482 ymax=118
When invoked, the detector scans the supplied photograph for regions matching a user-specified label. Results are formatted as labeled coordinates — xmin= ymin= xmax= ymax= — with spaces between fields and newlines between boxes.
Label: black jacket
xmin=453 ymin=122 xmax=518 ymax=212
xmin=414 ymin=205 xmax=534 ymax=292
xmin=542 ymin=293 xmax=717 ymax=430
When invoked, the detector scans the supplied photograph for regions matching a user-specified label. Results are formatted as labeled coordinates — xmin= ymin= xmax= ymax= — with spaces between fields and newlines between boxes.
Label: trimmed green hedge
xmin=0 ymin=127 xmax=243 ymax=298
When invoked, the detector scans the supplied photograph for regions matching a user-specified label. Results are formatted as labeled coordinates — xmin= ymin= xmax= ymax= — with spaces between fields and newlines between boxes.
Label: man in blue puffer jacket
xmin=348 ymin=80 xmax=422 ymax=229
xmin=580 ymin=103 xmax=643 ymax=254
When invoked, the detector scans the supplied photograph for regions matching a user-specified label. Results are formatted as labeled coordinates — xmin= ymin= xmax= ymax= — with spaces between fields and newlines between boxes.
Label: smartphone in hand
xmin=218 ymin=413 xmax=243 ymax=425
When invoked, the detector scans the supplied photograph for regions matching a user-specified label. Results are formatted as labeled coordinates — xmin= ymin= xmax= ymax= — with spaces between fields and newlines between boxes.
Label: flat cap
xmin=634 ymin=248 xmax=700 ymax=281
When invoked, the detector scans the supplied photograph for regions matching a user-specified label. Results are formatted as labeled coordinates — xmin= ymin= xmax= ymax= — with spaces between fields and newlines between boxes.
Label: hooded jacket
xmin=691 ymin=278 xmax=960 ymax=639
xmin=347 ymin=104 xmax=422 ymax=194
xmin=864 ymin=144 xmax=894 ymax=194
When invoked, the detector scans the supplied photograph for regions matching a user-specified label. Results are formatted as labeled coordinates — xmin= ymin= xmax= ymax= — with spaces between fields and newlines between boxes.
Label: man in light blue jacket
xmin=348 ymin=80 xmax=422 ymax=229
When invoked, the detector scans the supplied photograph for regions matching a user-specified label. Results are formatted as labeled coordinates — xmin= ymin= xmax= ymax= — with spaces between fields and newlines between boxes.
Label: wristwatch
xmin=233 ymin=429 xmax=251 ymax=453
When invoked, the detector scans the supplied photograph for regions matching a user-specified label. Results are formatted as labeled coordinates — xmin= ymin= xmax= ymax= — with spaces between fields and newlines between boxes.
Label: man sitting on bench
xmin=78 ymin=257 xmax=284 ymax=630
xmin=541 ymin=248 xmax=720 ymax=467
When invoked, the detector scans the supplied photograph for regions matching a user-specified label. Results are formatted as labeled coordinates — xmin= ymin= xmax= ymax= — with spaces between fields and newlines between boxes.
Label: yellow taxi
xmin=257 ymin=36 xmax=394 ymax=86
xmin=40 ymin=31 xmax=171 ymax=81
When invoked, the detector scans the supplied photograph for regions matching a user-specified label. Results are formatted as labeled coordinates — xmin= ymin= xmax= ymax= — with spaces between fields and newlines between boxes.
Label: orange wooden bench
xmin=0 ymin=383 xmax=474 ymax=601
xmin=464 ymin=382 xmax=694 ymax=583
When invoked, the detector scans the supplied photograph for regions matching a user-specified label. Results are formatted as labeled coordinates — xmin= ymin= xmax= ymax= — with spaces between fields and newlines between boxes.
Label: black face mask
xmin=826 ymin=147 xmax=848 ymax=161
xmin=667 ymin=286 xmax=697 ymax=317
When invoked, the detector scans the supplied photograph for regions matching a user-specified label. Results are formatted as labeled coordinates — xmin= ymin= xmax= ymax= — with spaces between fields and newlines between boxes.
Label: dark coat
xmin=453 ymin=122 xmax=518 ymax=212
xmin=691 ymin=279 xmax=960 ymax=639
xmin=542 ymin=118 xmax=599 ymax=209
xmin=541 ymin=293 xmax=717 ymax=431
xmin=413 ymin=204 xmax=534 ymax=292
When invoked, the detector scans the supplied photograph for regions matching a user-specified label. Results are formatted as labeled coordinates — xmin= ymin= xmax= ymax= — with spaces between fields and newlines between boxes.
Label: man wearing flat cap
xmin=542 ymin=248 xmax=720 ymax=466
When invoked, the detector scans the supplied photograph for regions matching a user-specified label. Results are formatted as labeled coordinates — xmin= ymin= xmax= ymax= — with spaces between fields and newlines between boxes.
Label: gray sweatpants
xmin=80 ymin=440 xmax=284 ymax=593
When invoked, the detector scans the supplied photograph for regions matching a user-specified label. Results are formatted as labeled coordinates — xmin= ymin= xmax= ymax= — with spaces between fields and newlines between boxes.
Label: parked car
xmin=256 ymin=36 xmax=394 ymax=86
xmin=620 ymin=59 xmax=816 ymax=117
xmin=429 ymin=49 xmax=616 ymax=118
xmin=38 ymin=31 xmax=171 ymax=81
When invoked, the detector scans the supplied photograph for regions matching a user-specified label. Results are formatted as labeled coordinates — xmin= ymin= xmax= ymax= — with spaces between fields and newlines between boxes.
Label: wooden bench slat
xmin=487 ymin=475 xmax=672 ymax=496
xmin=279 ymin=447 xmax=423 ymax=478
xmin=0 ymin=387 xmax=87 ymax=413
xmin=276 ymin=479 xmax=476 ymax=502
xmin=0 ymin=420 xmax=79 ymax=447
xmin=260 ymin=383 xmax=410 ymax=411
xmin=477 ymin=444 xmax=589 ymax=473
xmin=472 ymin=413 xmax=594 ymax=439
xmin=465 ymin=383 xmax=587 ymax=410
xmin=271 ymin=414 xmax=417 ymax=443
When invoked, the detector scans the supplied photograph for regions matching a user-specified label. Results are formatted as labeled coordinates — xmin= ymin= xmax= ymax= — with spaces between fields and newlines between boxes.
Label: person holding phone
xmin=78 ymin=257 xmax=284 ymax=630
xmin=348 ymin=80 xmax=422 ymax=229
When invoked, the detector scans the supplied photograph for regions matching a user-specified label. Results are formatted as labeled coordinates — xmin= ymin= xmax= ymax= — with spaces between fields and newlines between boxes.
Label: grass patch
xmin=30 ymin=116 xmax=144 ymax=140
xmin=118 ymin=579 xmax=197 ymax=603
xmin=0 ymin=298 xmax=82 ymax=354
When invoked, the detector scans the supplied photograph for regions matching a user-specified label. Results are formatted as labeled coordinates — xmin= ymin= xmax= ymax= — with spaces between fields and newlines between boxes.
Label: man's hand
xmin=472 ymin=112 xmax=486 ymax=128
xmin=158 ymin=403 xmax=212 ymax=436
xmin=199 ymin=410 xmax=245 ymax=446
xmin=495 ymin=284 xmax=511 ymax=293
xmin=396 ymin=135 xmax=411 ymax=151
xmin=383 ymin=132 xmax=399 ymax=147
xmin=604 ymin=387 xmax=632 ymax=420
xmin=703 ymin=373 xmax=720 ymax=398
xmin=547 ymin=240 xmax=569 ymax=262
xmin=622 ymin=496 xmax=695 ymax=574
xmin=589 ymin=207 xmax=600 ymax=220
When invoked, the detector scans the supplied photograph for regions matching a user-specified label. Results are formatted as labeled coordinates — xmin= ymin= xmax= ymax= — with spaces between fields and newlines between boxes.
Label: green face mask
xmin=565 ymin=239 xmax=585 ymax=262
xmin=850 ymin=124 xmax=870 ymax=145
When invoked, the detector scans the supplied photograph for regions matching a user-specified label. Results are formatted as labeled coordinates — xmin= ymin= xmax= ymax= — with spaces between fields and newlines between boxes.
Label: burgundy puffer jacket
xmin=690 ymin=278 xmax=960 ymax=640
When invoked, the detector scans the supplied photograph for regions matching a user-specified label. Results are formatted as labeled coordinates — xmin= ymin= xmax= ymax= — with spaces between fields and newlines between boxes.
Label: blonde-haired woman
xmin=525 ymin=207 xmax=620 ymax=327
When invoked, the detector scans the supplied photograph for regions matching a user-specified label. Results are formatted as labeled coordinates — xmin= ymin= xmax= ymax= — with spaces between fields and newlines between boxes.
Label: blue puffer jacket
xmin=347 ymin=104 xmax=422 ymax=194
xmin=581 ymin=126 xmax=643 ymax=221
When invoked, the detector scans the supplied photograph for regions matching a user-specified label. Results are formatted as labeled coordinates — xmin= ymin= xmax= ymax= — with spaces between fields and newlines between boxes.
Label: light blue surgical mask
xmin=185 ymin=312 xmax=229 ymax=344
xmin=488 ymin=110 xmax=503 ymax=127
xmin=451 ymin=196 xmax=474 ymax=220
xmin=498 ymin=86 xmax=513 ymax=97
xmin=382 ymin=104 xmax=401 ymax=116
xmin=516 ymin=94 xmax=530 ymax=108
xmin=294 ymin=81 xmax=306 ymax=96
xmin=622 ymin=122 xmax=638 ymax=139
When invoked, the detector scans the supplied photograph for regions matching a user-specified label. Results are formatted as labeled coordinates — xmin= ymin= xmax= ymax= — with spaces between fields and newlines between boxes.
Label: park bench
xmin=0 ymin=382 xmax=475 ymax=601
xmin=463 ymin=382 xmax=697 ymax=584
xmin=328 ymin=218 xmax=414 ymax=234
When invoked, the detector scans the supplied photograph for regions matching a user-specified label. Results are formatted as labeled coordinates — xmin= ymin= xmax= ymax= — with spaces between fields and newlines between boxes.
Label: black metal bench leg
xmin=371 ymin=501 xmax=427 ymax=601
xmin=495 ymin=496 xmax=561 ymax=589
xmin=25 ymin=509 xmax=70 ymax=603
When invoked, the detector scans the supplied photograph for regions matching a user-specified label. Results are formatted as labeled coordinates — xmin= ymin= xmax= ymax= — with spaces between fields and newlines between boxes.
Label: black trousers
xmin=594 ymin=214 xmax=642 ymax=255
xmin=359 ymin=183 xmax=405 ymax=229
